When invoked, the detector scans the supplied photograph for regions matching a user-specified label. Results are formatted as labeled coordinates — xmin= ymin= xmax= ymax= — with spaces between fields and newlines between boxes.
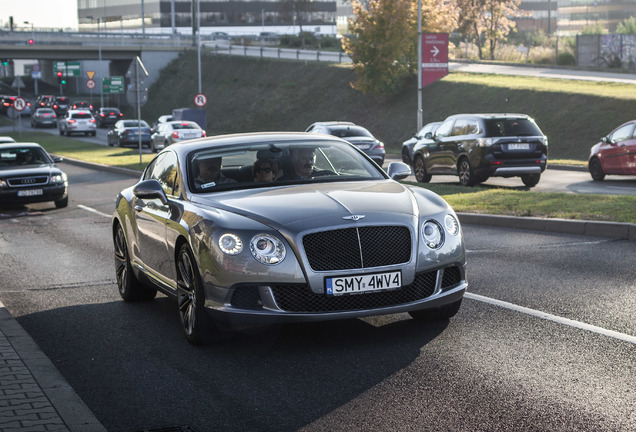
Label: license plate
xmin=325 ymin=271 xmax=402 ymax=296
xmin=356 ymin=144 xmax=371 ymax=150
xmin=508 ymin=143 xmax=530 ymax=150
xmin=18 ymin=189 xmax=43 ymax=197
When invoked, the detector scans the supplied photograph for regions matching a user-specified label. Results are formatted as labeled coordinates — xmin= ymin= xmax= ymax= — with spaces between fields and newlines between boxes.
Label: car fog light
xmin=422 ymin=220 xmax=443 ymax=249
xmin=444 ymin=215 xmax=459 ymax=236
xmin=219 ymin=233 xmax=243 ymax=255
xmin=250 ymin=234 xmax=286 ymax=265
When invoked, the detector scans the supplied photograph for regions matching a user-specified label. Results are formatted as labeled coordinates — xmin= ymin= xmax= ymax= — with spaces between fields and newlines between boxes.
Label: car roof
xmin=0 ymin=142 xmax=45 ymax=149
xmin=445 ymin=113 xmax=532 ymax=121
xmin=310 ymin=121 xmax=356 ymax=127
xmin=0 ymin=136 xmax=17 ymax=143
xmin=166 ymin=120 xmax=199 ymax=126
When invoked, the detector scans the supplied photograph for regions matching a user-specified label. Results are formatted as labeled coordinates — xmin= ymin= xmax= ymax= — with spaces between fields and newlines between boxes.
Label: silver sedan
xmin=112 ymin=132 xmax=467 ymax=345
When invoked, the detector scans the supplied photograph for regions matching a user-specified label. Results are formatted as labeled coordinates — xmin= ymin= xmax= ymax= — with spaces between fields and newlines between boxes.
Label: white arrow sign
xmin=430 ymin=46 xmax=439 ymax=57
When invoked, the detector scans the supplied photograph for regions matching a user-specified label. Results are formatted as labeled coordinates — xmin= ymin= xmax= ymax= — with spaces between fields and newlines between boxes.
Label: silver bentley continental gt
xmin=112 ymin=132 xmax=467 ymax=345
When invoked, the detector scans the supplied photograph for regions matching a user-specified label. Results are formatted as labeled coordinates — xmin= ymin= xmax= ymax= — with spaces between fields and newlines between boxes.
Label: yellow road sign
xmin=87 ymin=71 xmax=96 ymax=80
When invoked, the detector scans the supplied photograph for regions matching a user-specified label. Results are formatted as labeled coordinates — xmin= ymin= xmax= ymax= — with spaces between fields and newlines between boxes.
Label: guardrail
xmin=207 ymin=43 xmax=352 ymax=64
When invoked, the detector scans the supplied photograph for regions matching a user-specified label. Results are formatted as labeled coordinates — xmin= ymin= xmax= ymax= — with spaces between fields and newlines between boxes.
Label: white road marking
xmin=78 ymin=204 xmax=111 ymax=218
xmin=465 ymin=292 xmax=636 ymax=345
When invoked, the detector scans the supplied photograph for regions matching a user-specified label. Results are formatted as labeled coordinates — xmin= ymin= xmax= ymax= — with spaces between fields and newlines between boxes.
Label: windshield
xmin=0 ymin=147 xmax=51 ymax=167
xmin=485 ymin=118 xmax=543 ymax=137
xmin=123 ymin=121 xmax=150 ymax=128
xmin=187 ymin=140 xmax=386 ymax=193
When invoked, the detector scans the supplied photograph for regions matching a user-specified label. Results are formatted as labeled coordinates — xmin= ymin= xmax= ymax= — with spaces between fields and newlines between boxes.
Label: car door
xmin=429 ymin=119 xmax=457 ymax=174
xmin=602 ymin=122 xmax=634 ymax=173
xmin=134 ymin=151 xmax=181 ymax=286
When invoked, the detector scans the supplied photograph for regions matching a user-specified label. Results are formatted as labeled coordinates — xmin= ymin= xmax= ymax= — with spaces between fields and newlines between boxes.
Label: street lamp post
xmin=87 ymin=16 xmax=104 ymax=107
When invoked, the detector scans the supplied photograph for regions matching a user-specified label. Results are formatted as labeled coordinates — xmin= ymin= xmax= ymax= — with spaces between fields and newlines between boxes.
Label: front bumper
xmin=0 ymin=184 xmax=67 ymax=206
xmin=203 ymin=264 xmax=467 ymax=325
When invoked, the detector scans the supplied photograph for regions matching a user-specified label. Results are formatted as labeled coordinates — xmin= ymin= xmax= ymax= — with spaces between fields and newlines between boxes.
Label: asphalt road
xmin=0 ymin=162 xmax=634 ymax=431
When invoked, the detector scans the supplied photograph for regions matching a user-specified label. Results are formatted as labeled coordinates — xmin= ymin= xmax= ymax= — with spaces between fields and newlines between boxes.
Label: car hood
xmin=0 ymin=164 xmax=61 ymax=175
xmin=190 ymin=180 xmax=450 ymax=233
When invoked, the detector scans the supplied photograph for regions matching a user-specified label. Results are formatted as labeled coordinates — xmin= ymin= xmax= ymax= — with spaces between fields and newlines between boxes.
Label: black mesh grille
xmin=303 ymin=226 xmax=411 ymax=271
xmin=230 ymin=286 xmax=262 ymax=309
xmin=441 ymin=266 xmax=461 ymax=291
xmin=270 ymin=271 xmax=437 ymax=313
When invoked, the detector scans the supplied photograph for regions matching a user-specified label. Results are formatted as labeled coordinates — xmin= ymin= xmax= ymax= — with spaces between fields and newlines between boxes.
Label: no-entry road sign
xmin=421 ymin=33 xmax=449 ymax=87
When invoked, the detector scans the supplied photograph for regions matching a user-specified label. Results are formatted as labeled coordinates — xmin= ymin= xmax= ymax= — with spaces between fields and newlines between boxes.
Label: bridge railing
xmin=207 ymin=43 xmax=352 ymax=64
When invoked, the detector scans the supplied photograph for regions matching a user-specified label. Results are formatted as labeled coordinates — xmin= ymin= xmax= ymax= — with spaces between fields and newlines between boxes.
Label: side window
xmin=146 ymin=152 xmax=179 ymax=197
xmin=610 ymin=123 xmax=634 ymax=142
xmin=466 ymin=120 xmax=480 ymax=135
xmin=452 ymin=119 xmax=469 ymax=136
xmin=435 ymin=120 xmax=454 ymax=138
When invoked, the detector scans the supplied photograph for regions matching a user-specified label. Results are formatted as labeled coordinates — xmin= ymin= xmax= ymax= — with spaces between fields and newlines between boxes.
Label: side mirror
xmin=133 ymin=179 xmax=168 ymax=205
xmin=386 ymin=162 xmax=411 ymax=181
xmin=424 ymin=132 xmax=433 ymax=139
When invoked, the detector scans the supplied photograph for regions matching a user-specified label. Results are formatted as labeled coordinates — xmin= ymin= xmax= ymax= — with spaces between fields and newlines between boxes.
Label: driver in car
xmin=278 ymin=147 xmax=316 ymax=180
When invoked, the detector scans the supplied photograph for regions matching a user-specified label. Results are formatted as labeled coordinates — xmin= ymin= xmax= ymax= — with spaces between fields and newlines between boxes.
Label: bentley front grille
xmin=303 ymin=226 xmax=411 ymax=271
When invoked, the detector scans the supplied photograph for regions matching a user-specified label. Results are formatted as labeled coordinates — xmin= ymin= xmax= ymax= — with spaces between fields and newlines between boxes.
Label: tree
xmin=457 ymin=0 xmax=524 ymax=60
xmin=616 ymin=16 xmax=636 ymax=34
xmin=343 ymin=0 xmax=456 ymax=95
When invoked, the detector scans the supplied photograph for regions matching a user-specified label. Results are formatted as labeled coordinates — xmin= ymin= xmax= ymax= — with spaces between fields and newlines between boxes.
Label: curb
xmin=458 ymin=213 xmax=636 ymax=241
xmin=0 ymin=302 xmax=107 ymax=432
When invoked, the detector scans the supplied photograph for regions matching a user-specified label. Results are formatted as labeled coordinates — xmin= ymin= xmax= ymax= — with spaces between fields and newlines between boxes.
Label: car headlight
xmin=444 ymin=214 xmax=460 ymax=236
xmin=0 ymin=179 xmax=6 ymax=188
xmin=250 ymin=234 xmax=286 ymax=265
xmin=50 ymin=173 xmax=66 ymax=184
xmin=422 ymin=220 xmax=443 ymax=249
xmin=218 ymin=233 xmax=243 ymax=255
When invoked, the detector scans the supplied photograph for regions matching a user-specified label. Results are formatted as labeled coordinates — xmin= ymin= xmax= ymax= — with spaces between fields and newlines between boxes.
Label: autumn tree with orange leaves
xmin=343 ymin=0 xmax=456 ymax=95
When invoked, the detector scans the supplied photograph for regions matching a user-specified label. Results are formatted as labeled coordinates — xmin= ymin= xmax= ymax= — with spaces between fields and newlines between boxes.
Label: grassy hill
xmin=141 ymin=50 xmax=636 ymax=161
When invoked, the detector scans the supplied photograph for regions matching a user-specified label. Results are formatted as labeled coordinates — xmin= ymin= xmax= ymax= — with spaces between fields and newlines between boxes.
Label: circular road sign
xmin=13 ymin=97 xmax=27 ymax=112
xmin=194 ymin=93 xmax=207 ymax=107
xmin=86 ymin=79 xmax=96 ymax=89
xmin=32 ymin=64 xmax=40 ymax=72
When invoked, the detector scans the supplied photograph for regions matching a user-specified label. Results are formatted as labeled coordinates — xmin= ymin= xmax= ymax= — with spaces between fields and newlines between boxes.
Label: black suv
xmin=411 ymin=113 xmax=548 ymax=187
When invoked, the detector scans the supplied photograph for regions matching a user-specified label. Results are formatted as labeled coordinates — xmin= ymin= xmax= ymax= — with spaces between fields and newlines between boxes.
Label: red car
xmin=588 ymin=120 xmax=636 ymax=181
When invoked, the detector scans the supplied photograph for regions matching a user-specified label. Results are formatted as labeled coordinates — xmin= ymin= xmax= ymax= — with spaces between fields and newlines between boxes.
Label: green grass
xmin=134 ymin=52 xmax=636 ymax=162
xmin=406 ymin=183 xmax=636 ymax=224
xmin=4 ymin=132 xmax=153 ymax=171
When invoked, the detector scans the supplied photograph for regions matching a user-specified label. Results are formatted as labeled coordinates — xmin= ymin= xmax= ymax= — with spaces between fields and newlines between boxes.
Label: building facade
xmin=78 ymin=0 xmax=337 ymax=32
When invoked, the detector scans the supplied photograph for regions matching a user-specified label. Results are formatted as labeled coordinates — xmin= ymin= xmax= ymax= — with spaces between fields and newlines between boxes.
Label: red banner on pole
xmin=421 ymin=33 xmax=449 ymax=87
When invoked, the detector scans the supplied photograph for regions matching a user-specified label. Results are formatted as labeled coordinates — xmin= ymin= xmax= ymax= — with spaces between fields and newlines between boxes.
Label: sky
xmin=1 ymin=0 xmax=79 ymax=30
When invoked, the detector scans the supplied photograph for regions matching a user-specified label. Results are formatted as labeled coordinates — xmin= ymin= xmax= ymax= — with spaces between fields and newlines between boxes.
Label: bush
xmin=557 ymin=52 xmax=576 ymax=66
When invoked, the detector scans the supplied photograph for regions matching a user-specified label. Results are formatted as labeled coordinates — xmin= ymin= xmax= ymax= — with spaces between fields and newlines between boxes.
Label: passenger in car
xmin=252 ymin=159 xmax=278 ymax=182
xmin=193 ymin=157 xmax=236 ymax=190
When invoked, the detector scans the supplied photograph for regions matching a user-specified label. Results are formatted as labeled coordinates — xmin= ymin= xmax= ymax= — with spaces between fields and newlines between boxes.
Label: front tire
xmin=589 ymin=158 xmax=605 ymax=181
xmin=401 ymin=147 xmax=411 ymax=164
xmin=54 ymin=196 xmax=68 ymax=208
xmin=521 ymin=173 xmax=541 ymax=187
xmin=114 ymin=224 xmax=157 ymax=302
xmin=413 ymin=155 xmax=432 ymax=183
xmin=176 ymin=244 xmax=222 ymax=345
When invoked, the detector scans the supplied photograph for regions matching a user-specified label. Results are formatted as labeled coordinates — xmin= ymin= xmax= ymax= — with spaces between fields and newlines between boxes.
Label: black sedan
xmin=0 ymin=142 xmax=68 ymax=208
xmin=107 ymin=120 xmax=152 ymax=147
xmin=112 ymin=132 xmax=467 ymax=345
